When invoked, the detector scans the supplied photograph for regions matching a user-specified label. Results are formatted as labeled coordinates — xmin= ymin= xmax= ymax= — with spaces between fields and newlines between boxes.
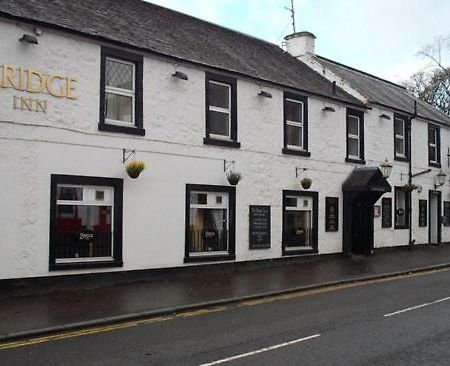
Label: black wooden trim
xmin=283 ymin=92 xmax=309 ymax=153
xmin=282 ymin=190 xmax=319 ymax=256
xmin=429 ymin=190 xmax=442 ymax=244
xmin=428 ymin=124 xmax=441 ymax=168
xmin=393 ymin=114 xmax=410 ymax=162
xmin=184 ymin=184 xmax=236 ymax=263
xmin=49 ymin=174 xmax=123 ymax=271
xmin=346 ymin=108 xmax=365 ymax=162
xmin=282 ymin=148 xmax=311 ymax=157
xmin=394 ymin=186 xmax=410 ymax=229
xmin=205 ymin=73 xmax=238 ymax=143
xmin=381 ymin=197 xmax=392 ymax=228
xmin=203 ymin=137 xmax=241 ymax=148
xmin=99 ymin=47 xmax=145 ymax=135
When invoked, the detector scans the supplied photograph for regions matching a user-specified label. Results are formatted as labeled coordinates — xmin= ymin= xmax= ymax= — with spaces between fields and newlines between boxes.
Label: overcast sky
xmin=149 ymin=0 xmax=450 ymax=83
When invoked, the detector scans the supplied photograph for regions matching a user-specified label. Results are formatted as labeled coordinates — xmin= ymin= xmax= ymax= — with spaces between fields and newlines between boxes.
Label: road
xmin=2 ymin=269 xmax=450 ymax=365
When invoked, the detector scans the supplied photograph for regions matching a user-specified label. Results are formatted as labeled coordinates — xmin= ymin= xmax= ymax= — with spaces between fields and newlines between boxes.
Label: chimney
xmin=285 ymin=31 xmax=316 ymax=58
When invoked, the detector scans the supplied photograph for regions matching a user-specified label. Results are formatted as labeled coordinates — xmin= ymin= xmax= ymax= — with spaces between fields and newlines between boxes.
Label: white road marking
xmin=198 ymin=334 xmax=321 ymax=366
xmin=384 ymin=296 xmax=450 ymax=317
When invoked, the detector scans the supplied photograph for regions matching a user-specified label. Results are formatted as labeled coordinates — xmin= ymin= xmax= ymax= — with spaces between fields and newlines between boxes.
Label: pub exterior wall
xmin=1 ymin=19 xmax=449 ymax=280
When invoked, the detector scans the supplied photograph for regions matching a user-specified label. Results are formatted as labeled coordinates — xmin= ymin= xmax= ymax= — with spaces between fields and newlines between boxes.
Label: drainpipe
xmin=408 ymin=102 xmax=417 ymax=249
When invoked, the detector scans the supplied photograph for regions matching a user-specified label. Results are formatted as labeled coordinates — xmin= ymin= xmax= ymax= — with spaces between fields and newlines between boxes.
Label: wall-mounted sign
xmin=419 ymin=200 xmax=427 ymax=227
xmin=381 ymin=197 xmax=392 ymax=228
xmin=325 ymin=197 xmax=339 ymax=232
xmin=1 ymin=64 xmax=78 ymax=114
xmin=443 ymin=201 xmax=450 ymax=227
xmin=249 ymin=205 xmax=271 ymax=249
xmin=374 ymin=205 xmax=381 ymax=218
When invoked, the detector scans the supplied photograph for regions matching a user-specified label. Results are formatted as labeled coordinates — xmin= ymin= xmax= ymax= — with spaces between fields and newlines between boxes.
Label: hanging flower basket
xmin=126 ymin=161 xmax=146 ymax=179
xmin=402 ymin=183 xmax=418 ymax=192
xmin=300 ymin=177 xmax=312 ymax=189
xmin=226 ymin=171 xmax=242 ymax=186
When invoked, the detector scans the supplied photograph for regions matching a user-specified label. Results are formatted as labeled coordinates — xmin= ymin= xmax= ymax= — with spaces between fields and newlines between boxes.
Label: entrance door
xmin=350 ymin=200 xmax=374 ymax=255
xmin=429 ymin=191 xmax=442 ymax=244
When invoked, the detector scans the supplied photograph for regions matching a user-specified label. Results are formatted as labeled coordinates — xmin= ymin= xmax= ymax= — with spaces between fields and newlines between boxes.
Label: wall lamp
xmin=435 ymin=169 xmax=446 ymax=189
xmin=172 ymin=71 xmax=188 ymax=80
xmin=258 ymin=90 xmax=272 ymax=98
xmin=379 ymin=158 xmax=393 ymax=179
xmin=322 ymin=106 xmax=336 ymax=112
xmin=379 ymin=114 xmax=391 ymax=120
xmin=19 ymin=34 xmax=38 ymax=45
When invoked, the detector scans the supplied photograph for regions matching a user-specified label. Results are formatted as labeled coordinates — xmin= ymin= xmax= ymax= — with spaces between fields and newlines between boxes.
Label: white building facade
xmin=1 ymin=2 xmax=450 ymax=280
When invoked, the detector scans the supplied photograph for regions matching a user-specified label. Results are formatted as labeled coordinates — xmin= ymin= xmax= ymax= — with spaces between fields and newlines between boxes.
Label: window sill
xmin=203 ymin=137 xmax=241 ymax=148
xmin=429 ymin=162 xmax=441 ymax=168
xmin=184 ymin=254 xmax=236 ymax=263
xmin=282 ymin=248 xmax=318 ymax=256
xmin=394 ymin=156 xmax=409 ymax=163
xmin=394 ymin=225 xmax=410 ymax=230
xmin=282 ymin=148 xmax=311 ymax=157
xmin=345 ymin=157 xmax=366 ymax=165
xmin=98 ymin=123 xmax=145 ymax=136
xmin=49 ymin=260 xmax=123 ymax=271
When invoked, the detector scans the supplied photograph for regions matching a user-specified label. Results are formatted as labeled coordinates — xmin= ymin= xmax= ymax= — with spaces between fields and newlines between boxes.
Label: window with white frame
xmin=394 ymin=116 xmax=408 ymax=160
xmin=395 ymin=186 xmax=410 ymax=229
xmin=285 ymin=98 xmax=304 ymax=150
xmin=428 ymin=124 xmax=440 ymax=166
xmin=50 ymin=175 xmax=123 ymax=270
xmin=185 ymin=184 xmax=236 ymax=262
xmin=207 ymin=80 xmax=232 ymax=139
xmin=346 ymin=109 xmax=364 ymax=162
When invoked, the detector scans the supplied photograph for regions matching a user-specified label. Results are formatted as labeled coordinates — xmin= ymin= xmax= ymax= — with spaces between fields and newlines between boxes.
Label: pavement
xmin=1 ymin=244 xmax=450 ymax=342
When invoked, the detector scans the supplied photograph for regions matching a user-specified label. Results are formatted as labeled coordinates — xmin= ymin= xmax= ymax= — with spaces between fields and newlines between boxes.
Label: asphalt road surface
xmin=2 ymin=269 xmax=450 ymax=365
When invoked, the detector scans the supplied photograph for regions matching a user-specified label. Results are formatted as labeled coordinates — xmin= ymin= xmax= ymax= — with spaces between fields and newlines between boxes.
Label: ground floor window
xmin=185 ymin=184 xmax=236 ymax=262
xmin=282 ymin=190 xmax=318 ymax=255
xmin=50 ymin=175 xmax=123 ymax=270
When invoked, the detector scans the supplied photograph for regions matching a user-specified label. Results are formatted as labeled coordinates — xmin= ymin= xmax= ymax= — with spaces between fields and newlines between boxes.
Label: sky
xmin=148 ymin=0 xmax=450 ymax=84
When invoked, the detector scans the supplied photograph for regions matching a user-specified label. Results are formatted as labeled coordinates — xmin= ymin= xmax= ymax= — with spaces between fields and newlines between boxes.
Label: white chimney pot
xmin=285 ymin=31 xmax=316 ymax=58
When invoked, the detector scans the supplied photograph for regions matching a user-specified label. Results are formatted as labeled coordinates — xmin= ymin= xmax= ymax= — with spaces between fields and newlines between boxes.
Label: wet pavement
xmin=1 ymin=244 xmax=450 ymax=341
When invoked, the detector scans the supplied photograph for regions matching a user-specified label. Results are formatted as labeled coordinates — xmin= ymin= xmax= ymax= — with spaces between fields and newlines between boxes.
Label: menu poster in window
xmin=444 ymin=202 xmax=450 ymax=227
xmin=382 ymin=197 xmax=392 ymax=228
xmin=325 ymin=197 xmax=339 ymax=232
xmin=249 ymin=205 xmax=271 ymax=249
xmin=419 ymin=200 xmax=427 ymax=227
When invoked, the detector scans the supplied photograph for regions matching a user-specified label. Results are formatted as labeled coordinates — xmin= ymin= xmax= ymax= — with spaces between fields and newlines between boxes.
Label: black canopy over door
xmin=343 ymin=168 xmax=391 ymax=256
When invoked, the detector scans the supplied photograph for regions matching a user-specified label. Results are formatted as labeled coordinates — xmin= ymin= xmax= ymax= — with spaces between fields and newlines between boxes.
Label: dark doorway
xmin=429 ymin=190 xmax=442 ymax=245
xmin=343 ymin=168 xmax=391 ymax=256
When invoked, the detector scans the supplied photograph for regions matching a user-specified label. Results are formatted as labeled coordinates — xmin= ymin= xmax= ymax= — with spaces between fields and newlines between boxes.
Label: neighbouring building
xmin=1 ymin=0 xmax=450 ymax=281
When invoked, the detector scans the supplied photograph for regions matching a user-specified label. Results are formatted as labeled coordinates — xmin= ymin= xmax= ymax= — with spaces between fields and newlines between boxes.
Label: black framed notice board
xmin=419 ymin=200 xmax=427 ymax=227
xmin=249 ymin=205 xmax=271 ymax=249
xmin=382 ymin=197 xmax=392 ymax=228
xmin=325 ymin=197 xmax=339 ymax=232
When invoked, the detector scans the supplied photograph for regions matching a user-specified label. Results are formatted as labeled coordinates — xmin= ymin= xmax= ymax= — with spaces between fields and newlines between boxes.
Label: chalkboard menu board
xmin=249 ymin=205 xmax=271 ymax=249
xmin=381 ymin=198 xmax=392 ymax=228
xmin=419 ymin=200 xmax=427 ymax=227
xmin=325 ymin=197 xmax=339 ymax=232
xmin=444 ymin=202 xmax=450 ymax=227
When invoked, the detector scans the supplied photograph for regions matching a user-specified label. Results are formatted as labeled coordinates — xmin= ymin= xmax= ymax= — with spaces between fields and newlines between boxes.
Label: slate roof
xmin=0 ymin=0 xmax=363 ymax=107
xmin=316 ymin=56 xmax=450 ymax=126
xmin=342 ymin=167 xmax=391 ymax=193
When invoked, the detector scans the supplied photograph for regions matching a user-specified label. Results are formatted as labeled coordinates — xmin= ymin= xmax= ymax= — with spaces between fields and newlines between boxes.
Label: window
xmin=204 ymin=73 xmax=239 ymax=148
xmin=99 ymin=47 xmax=144 ymax=136
xmin=282 ymin=191 xmax=318 ymax=255
xmin=283 ymin=93 xmax=310 ymax=157
xmin=50 ymin=175 xmax=123 ymax=270
xmin=428 ymin=124 xmax=441 ymax=167
xmin=346 ymin=109 xmax=365 ymax=163
xmin=185 ymin=184 xmax=236 ymax=262
xmin=394 ymin=115 xmax=409 ymax=161
xmin=395 ymin=186 xmax=410 ymax=229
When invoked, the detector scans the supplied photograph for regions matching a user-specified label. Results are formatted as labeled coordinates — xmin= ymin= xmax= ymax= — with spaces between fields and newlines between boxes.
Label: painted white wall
xmin=1 ymin=18 xmax=450 ymax=280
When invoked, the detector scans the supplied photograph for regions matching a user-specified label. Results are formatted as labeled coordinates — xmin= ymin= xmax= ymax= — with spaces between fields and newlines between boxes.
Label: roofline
xmin=316 ymin=55 xmax=407 ymax=90
xmin=0 ymin=12 xmax=367 ymax=110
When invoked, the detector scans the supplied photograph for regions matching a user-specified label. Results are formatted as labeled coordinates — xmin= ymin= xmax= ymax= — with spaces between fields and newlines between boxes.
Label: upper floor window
xmin=204 ymin=73 xmax=240 ymax=148
xmin=99 ymin=48 xmax=145 ymax=136
xmin=428 ymin=124 xmax=441 ymax=167
xmin=346 ymin=109 xmax=365 ymax=163
xmin=394 ymin=115 xmax=409 ymax=161
xmin=283 ymin=93 xmax=310 ymax=157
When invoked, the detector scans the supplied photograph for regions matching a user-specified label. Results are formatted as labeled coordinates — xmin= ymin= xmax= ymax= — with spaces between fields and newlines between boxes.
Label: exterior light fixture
xmin=379 ymin=114 xmax=391 ymax=120
xmin=224 ymin=160 xmax=242 ymax=185
xmin=322 ymin=106 xmax=336 ymax=112
xmin=172 ymin=71 xmax=188 ymax=80
xmin=258 ymin=91 xmax=272 ymax=98
xmin=435 ymin=169 xmax=446 ymax=188
xmin=379 ymin=158 xmax=393 ymax=179
xmin=19 ymin=34 xmax=38 ymax=44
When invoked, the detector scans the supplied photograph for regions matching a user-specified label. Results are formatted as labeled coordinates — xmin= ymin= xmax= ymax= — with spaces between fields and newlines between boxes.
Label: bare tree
xmin=404 ymin=36 xmax=450 ymax=116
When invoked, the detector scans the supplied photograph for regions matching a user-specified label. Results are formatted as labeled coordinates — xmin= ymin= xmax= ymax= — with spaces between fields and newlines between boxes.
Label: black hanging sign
xmin=419 ymin=200 xmax=427 ymax=227
xmin=249 ymin=205 xmax=271 ymax=249
xmin=382 ymin=197 xmax=392 ymax=228
xmin=325 ymin=197 xmax=339 ymax=232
